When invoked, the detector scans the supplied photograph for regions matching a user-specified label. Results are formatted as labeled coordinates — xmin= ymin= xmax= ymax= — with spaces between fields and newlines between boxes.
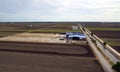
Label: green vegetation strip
xmin=102 ymin=38 xmax=120 ymax=46
xmin=29 ymin=29 xmax=82 ymax=33
xmin=0 ymin=30 xmax=28 ymax=32
xmin=0 ymin=32 xmax=20 ymax=37
xmin=0 ymin=30 xmax=28 ymax=37
xmin=88 ymin=28 xmax=120 ymax=31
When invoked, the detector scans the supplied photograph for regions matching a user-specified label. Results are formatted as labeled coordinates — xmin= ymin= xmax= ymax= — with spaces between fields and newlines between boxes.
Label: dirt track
xmin=0 ymin=41 xmax=104 ymax=72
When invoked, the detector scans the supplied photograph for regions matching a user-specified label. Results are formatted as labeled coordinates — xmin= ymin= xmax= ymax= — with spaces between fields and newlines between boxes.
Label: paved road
xmin=0 ymin=41 xmax=103 ymax=72
xmin=79 ymin=25 xmax=113 ymax=72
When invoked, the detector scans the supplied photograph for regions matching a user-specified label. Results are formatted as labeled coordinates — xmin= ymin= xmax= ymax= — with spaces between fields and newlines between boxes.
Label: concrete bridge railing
xmin=82 ymin=26 xmax=120 ymax=64
xmin=79 ymin=26 xmax=113 ymax=72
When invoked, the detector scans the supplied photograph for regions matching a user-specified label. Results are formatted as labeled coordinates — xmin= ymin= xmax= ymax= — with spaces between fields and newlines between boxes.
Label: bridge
xmin=78 ymin=24 xmax=120 ymax=72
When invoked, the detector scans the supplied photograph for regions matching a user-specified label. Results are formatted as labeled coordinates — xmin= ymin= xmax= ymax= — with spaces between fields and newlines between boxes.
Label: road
xmin=0 ymin=41 xmax=103 ymax=72
xmin=78 ymin=25 xmax=113 ymax=72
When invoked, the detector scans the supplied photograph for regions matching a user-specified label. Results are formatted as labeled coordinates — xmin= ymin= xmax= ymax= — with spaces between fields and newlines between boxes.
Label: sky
xmin=0 ymin=0 xmax=120 ymax=22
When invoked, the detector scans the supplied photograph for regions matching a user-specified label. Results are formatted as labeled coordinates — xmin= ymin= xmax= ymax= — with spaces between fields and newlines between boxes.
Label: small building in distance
xmin=66 ymin=32 xmax=85 ymax=40
xmin=71 ymin=26 xmax=78 ymax=30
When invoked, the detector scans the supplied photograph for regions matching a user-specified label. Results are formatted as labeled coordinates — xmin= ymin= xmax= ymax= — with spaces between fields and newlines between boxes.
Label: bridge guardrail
xmin=83 ymin=26 xmax=120 ymax=63
xmin=80 ymin=26 xmax=113 ymax=72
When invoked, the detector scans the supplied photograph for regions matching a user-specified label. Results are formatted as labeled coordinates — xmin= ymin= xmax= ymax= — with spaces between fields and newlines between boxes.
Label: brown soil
xmin=0 ymin=41 xmax=104 ymax=72
xmin=112 ymin=46 xmax=120 ymax=53
xmin=91 ymin=30 xmax=120 ymax=39
xmin=0 ymin=23 xmax=73 ymax=30
xmin=91 ymin=30 xmax=120 ymax=53
xmin=0 ymin=52 xmax=103 ymax=72
xmin=0 ymin=41 xmax=94 ymax=57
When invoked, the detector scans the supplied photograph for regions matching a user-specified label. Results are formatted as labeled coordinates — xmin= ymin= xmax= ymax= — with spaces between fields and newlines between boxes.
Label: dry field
xmin=0 ymin=22 xmax=105 ymax=72
xmin=0 ymin=33 xmax=66 ymax=43
xmin=92 ymin=30 xmax=120 ymax=53
xmin=88 ymin=25 xmax=120 ymax=53
xmin=0 ymin=41 xmax=103 ymax=72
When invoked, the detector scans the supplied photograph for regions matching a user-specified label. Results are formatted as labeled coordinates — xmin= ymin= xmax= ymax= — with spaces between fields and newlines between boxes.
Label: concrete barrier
xmin=80 ymin=27 xmax=113 ymax=72
xmin=86 ymin=28 xmax=120 ymax=63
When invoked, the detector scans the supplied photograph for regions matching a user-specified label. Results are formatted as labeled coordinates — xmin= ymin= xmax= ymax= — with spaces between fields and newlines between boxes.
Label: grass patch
xmin=29 ymin=29 xmax=82 ymax=33
xmin=110 ymin=61 xmax=115 ymax=65
xmin=0 ymin=32 xmax=19 ymax=37
xmin=0 ymin=30 xmax=28 ymax=37
xmin=102 ymin=38 xmax=120 ymax=46
xmin=0 ymin=30 xmax=28 ymax=32
xmin=0 ymin=27 xmax=18 ymax=30
xmin=88 ymin=28 xmax=120 ymax=31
